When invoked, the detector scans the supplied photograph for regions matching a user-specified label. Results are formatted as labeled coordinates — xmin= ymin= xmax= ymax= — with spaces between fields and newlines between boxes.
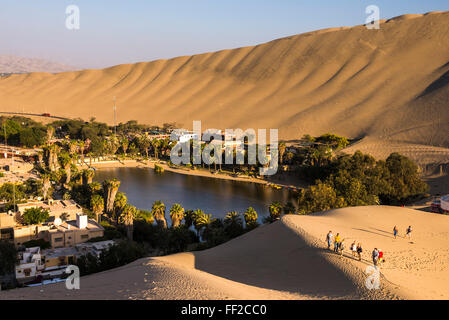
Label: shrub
xmin=22 ymin=207 xmax=50 ymax=225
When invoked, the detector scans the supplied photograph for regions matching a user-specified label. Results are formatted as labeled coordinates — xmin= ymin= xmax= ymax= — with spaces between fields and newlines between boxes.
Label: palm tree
xmin=45 ymin=144 xmax=60 ymax=171
xmin=268 ymin=201 xmax=283 ymax=221
xmin=78 ymin=140 xmax=86 ymax=162
xmin=244 ymin=207 xmax=258 ymax=228
xmin=138 ymin=135 xmax=151 ymax=159
xmin=103 ymin=179 xmax=121 ymax=215
xmin=121 ymin=204 xmax=136 ymax=241
xmin=183 ymin=210 xmax=195 ymax=228
xmin=46 ymin=126 xmax=55 ymax=143
xmin=151 ymin=139 xmax=161 ymax=160
xmin=113 ymin=192 xmax=128 ymax=223
xmin=121 ymin=137 xmax=129 ymax=155
xmin=107 ymin=136 xmax=119 ymax=155
xmin=83 ymin=169 xmax=95 ymax=185
xmin=59 ymin=152 xmax=72 ymax=185
xmin=279 ymin=142 xmax=286 ymax=165
xmin=151 ymin=201 xmax=167 ymax=228
xmin=90 ymin=194 xmax=104 ymax=222
xmin=137 ymin=209 xmax=154 ymax=224
xmin=88 ymin=182 xmax=102 ymax=195
xmin=37 ymin=151 xmax=44 ymax=168
xmin=160 ymin=139 xmax=170 ymax=157
xmin=68 ymin=140 xmax=78 ymax=155
xmin=41 ymin=174 xmax=51 ymax=200
xmin=169 ymin=203 xmax=185 ymax=228
xmin=192 ymin=209 xmax=211 ymax=236
xmin=224 ymin=211 xmax=242 ymax=225
xmin=224 ymin=211 xmax=244 ymax=237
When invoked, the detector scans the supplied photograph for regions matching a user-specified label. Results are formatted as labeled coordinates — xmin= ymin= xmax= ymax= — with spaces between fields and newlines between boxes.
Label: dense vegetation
xmin=1 ymin=116 xmax=47 ymax=147
xmin=298 ymin=155 xmax=428 ymax=213
xmin=0 ymin=180 xmax=43 ymax=211
xmin=0 ymin=116 xmax=431 ymax=282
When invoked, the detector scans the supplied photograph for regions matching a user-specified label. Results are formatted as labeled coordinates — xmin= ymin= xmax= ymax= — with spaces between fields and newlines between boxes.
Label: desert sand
xmin=0 ymin=12 xmax=448 ymax=158
xmin=2 ymin=206 xmax=449 ymax=300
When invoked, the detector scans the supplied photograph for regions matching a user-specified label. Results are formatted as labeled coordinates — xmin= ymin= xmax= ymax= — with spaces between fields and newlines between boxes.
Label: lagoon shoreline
xmin=78 ymin=159 xmax=304 ymax=191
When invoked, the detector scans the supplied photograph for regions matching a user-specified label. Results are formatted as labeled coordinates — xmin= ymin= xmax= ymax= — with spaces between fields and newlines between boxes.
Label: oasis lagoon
xmin=94 ymin=167 xmax=298 ymax=223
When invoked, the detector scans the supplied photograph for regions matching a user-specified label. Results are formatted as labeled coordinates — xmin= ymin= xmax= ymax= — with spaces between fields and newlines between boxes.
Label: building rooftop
xmin=43 ymin=240 xmax=114 ymax=259
xmin=49 ymin=218 xmax=103 ymax=234
xmin=42 ymin=247 xmax=78 ymax=259
xmin=17 ymin=200 xmax=82 ymax=212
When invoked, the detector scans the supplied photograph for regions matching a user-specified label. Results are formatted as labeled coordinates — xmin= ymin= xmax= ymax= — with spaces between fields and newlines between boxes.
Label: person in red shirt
xmin=378 ymin=249 xmax=384 ymax=264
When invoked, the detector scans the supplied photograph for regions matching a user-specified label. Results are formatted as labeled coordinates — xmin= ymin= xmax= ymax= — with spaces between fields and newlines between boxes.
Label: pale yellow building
xmin=48 ymin=214 xmax=104 ymax=248
xmin=13 ymin=224 xmax=50 ymax=247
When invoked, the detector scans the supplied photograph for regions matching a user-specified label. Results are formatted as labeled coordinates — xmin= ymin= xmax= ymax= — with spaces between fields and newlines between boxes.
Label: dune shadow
xmin=352 ymin=228 xmax=392 ymax=239
xmin=192 ymin=222 xmax=362 ymax=298
xmin=370 ymin=228 xmax=393 ymax=235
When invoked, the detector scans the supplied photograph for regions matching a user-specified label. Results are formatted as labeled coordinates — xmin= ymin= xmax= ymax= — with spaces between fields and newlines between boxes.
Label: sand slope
xmin=2 ymin=206 xmax=449 ymax=300
xmin=0 ymin=12 xmax=448 ymax=150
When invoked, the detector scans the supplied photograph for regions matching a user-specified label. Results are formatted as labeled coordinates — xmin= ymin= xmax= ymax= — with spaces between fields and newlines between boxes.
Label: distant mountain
xmin=0 ymin=55 xmax=76 ymax=74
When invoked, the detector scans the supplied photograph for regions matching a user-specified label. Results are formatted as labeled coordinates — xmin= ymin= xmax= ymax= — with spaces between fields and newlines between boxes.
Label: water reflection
xmin=94 ymin=167 xmax=297 ymax=222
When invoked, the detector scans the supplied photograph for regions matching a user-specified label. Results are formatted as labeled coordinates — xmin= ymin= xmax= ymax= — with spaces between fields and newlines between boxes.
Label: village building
xmin=48 ymin=214 xmax=104 ymax=248
xmin=15 ymin=247 xmax=45 ymax=283
xmin=17 ymin=199 xmax=83 ymax=221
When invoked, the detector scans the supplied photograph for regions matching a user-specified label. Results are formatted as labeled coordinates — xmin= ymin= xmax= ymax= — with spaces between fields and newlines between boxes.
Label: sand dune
xmin=0 ymin=12 xmax=448 ymax=155
xmin=3 ymin=206 xmax=449 ymax=300
xmin=342 ymin=137 xmax=449 ymax=166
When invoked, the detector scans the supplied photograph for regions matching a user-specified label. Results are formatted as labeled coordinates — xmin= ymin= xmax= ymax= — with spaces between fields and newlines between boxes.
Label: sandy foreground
xmin=2 ymin=205 xmax=449 ymax=300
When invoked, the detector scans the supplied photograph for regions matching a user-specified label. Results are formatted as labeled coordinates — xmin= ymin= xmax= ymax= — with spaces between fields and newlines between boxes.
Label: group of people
xmin=393 ymin=225 xmax=413 ymax=240
xmin=371 ymin=248 xmax=384 ymax=266
xmin=326 ymin=231 xmax=363 ymax=261
xmin=326 ymin=225 xmax=414 ymax=266
xmin=326 ymin=231 xmax=384 ymax=265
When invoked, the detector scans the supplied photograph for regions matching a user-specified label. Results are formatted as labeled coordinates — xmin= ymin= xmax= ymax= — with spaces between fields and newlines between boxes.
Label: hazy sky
xmin=0 ymin=0 xmax=447 ymax=69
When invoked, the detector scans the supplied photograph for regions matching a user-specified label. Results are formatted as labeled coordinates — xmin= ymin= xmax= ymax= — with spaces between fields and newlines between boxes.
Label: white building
xmin=15 ymin=247 xmax=44 ymax=283
xmin=171 ymin=130 xmax=199 ymax=143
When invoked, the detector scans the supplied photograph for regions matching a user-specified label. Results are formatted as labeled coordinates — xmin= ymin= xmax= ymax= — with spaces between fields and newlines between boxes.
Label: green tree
xmin=103 ymin=179 xmax=121 ymax=215
xmin=169 ymin=203 xmax=185 ymax=228
xmin=192 ymin=210 xmax=212 ymax=237
xmin=136 ymin=209 xmax=154 ymax=224
xmin=297 ymin=182 xmax=346 ymax=214
xmin=113 ymin=192 xmax=128 ymax=223
xmin=268 ymin=201 xmax=283 ymax=222
xmin=90 ymin=194 xmax=104 ymax=222
xmin=243 ymin=207 xmax=258 ymax=228
xmin=152 ymin=201 xmax=167 ymax=228
xmin=183 ymin=210 xmax=195 ymax=228
xmin=83 ymin=169 xmax=95 ymax=185
xmin=224 ymin=211 xmax=244 ymax=238
xmin=22 ymin=207 xmax=50 ymax=225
